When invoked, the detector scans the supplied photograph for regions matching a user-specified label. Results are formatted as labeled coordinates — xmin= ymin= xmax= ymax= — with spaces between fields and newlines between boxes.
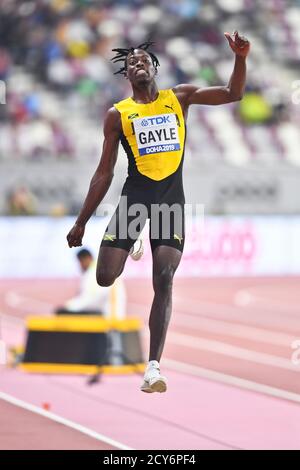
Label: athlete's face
xmin=125 ymin=49 xmax=157 ymax=85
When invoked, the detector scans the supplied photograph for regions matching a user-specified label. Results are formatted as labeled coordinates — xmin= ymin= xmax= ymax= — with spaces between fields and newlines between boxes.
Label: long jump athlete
xmin=67 ymin=32 xmax=250 ymax=393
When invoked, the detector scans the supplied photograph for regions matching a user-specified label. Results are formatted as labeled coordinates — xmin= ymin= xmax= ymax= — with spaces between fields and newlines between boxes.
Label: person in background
xmin=55 ymin=248 xmax=126 ymax=318
xmin=6 ymin=186 xmax=37 ymax=216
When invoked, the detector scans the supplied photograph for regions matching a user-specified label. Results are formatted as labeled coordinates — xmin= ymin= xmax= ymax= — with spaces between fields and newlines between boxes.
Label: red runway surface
xmin=1 ymin=277 xmax=300 ymax=449
xmin=0 ymin=397 xmax=117 ymax=450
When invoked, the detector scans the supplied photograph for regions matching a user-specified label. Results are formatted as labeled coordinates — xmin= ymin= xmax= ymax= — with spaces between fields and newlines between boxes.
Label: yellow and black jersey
xmin=101 ymin=89 xmax=186 ymax=254
xmin=114 ymin=88 xmax=186 ymax=204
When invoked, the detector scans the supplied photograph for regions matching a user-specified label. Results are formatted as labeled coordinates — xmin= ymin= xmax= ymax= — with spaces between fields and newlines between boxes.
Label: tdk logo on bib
xmin=141 ymin=115 xmax=172 ymax=127
xmin=134 ymin=113 xmax=180 ymax=156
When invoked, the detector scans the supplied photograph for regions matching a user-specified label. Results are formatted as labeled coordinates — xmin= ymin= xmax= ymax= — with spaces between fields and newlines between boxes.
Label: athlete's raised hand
xmin=224 ymin=31 xmax=250 ymax=58
xmin=67 ymin=223 xmax=85 ymax=248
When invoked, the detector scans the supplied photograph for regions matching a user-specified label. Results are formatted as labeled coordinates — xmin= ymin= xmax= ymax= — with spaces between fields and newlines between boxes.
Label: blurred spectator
xmin=0 ymin=47 xmax=11 ymax=80
xmin=6 ymin=186 xmax=37 ymax=215
xmin=55 ymin=248 xmax=127 ymax=318
xmin=50 ymin=120 xmax=74 ymax=158
xmin=1 ymin=0 xmax=300 ymax=213
xmin=49 ymin=203 xmax=68 ymax=217
xmin=238 ymin=91 xmax=273 ymax=125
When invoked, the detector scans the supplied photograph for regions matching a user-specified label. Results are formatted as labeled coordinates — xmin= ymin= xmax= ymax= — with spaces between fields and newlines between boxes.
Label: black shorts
xmin=101 ymin=194 xmax=185 ymax=254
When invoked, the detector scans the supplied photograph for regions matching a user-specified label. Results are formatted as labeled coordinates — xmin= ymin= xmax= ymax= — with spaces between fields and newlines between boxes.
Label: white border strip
xmin=0 ymin=391 xmax=133 ymax=450
xmin=167 ymin=331 xmax=298 ymax=371
xmin=164 ymin=359 xmax=300 ymax=404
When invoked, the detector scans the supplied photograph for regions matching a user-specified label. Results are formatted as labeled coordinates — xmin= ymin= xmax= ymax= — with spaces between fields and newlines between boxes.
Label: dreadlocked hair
xmin=111 ymin=41 xmax=160 ymax=76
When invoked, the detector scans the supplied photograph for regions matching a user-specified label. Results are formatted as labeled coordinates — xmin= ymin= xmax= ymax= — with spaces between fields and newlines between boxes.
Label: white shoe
xmin=130 ymin=238 xmax=144 ymax=261
xmin=140 ymin=361 xmax=167 ymax=393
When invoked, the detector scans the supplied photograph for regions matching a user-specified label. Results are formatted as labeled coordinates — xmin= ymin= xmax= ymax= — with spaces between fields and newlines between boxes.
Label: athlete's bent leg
xmin=96 ymin=246 xmax=129 ymax=287
xmin=97 ymin=196 xmax=147 ymax=286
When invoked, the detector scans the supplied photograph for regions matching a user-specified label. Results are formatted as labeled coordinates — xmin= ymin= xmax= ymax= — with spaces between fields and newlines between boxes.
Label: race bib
xmin=133 ymin=113 xmax=180 ymax=156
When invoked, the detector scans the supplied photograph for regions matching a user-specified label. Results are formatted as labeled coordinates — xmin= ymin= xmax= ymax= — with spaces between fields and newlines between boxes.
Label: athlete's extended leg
xmin=140 ymin=245 xmax=182 ymax=393
xmin=149 ymin=245 xmax=182 ymax=361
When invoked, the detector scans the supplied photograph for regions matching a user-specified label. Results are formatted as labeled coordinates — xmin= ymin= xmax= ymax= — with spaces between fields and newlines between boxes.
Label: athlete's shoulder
xmin=172 ymin=84 xmax=198 ymax=101
xmin=103 ymin=106 xmax=121 ymax=134
xmin=105 ymin=106 xmax=121 ymax=121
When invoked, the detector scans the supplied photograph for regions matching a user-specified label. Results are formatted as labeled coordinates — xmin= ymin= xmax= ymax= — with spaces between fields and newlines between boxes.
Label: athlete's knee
xmin=153 ymin=265 xmax=176 ymax=292
xmin=96 ymin=269 xmax=118 ymax=287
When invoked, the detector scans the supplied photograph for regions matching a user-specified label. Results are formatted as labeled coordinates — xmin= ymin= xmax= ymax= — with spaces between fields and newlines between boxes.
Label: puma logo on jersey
xmin=165 ymin=105 xmax=180 ymax=126
xmin=174 ymin=234 xmax=183 ymax=244
xmin=103 ymin=234 xmax=116 ymax=242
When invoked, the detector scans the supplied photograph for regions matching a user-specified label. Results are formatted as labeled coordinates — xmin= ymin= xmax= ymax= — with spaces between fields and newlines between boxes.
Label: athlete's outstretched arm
xmin=67 ymin=107 xmax=120 ymax=248
xmin=173 ymin=31 xmax=250 ymax=107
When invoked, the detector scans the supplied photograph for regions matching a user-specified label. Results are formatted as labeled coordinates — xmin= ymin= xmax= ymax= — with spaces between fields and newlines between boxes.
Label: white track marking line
xmin=172 ymin=313 xmax=295 ymax=347
xmin=163 ymin=358 xmax=300 ymax=404
xmin=173 ymin=293 xmax=300 ymax=319
xmin=130 ymin=302 xmax=297 ymax=347
xmin=135 ymin=301 xmax=299 ymax=372
xmin=0 ymin=391 xmax=133 ymax=450
xmin=0 ymin=312 xmax=25 ymax=324
xmin=167 ymin=331 xmax=298 ymax=372
xmin=234 ymin=288 xmax=300 ymax=313
xmin=4 ymin=291 xmax=53 ymax=311
xmin=172 ymin=296 xmax=300 ymax=330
